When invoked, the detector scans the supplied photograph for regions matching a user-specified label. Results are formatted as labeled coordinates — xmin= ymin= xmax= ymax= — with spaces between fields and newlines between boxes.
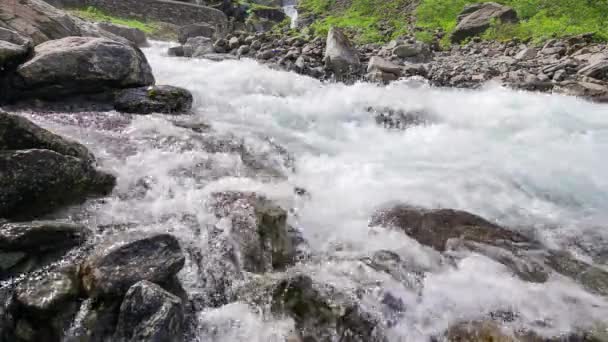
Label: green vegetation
xmin=69 ymin=7 xmax=160 ymax=34
xmin=299 ymin=0 xmax=608 ymax=45
xmin=299 ymin=0 xmax=412 ymax=44
xmin=416 ymin=0 xmax=608 ymax=43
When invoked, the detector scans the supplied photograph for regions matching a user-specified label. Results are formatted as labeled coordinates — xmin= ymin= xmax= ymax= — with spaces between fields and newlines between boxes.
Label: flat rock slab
xmin=0 ymin=220 xmax=88 ymax=252
xmin=114 ymin=85 xmax=193 ymax=115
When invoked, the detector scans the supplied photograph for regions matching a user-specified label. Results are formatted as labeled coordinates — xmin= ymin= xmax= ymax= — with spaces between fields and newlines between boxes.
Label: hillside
xmin=297 ymin=0 xmax=608 ymax=44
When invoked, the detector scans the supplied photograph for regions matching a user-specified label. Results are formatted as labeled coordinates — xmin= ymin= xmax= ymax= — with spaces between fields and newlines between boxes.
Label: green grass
xmin=299 ymin=0 xmax=412 ymax=44
xmin=416 ymin=0 xmax=608 ymax=43
xmin=69 ymin=7 xmax=160 ymax=34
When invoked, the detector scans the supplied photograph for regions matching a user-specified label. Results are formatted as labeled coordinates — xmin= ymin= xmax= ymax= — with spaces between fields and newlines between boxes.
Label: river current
xmin=18 ymin=42 xmax=608 ymax=341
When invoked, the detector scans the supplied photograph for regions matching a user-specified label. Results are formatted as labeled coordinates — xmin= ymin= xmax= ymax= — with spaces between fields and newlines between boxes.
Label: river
xmin=19 ymin=41 xmax=608 ymax=341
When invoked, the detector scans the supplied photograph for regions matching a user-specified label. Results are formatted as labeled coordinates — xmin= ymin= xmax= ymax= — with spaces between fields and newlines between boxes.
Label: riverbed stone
xmin=183 ymin=36 xmax=215 ymax=57
xmin=114 ymin=85 xmax=193 ymax=115
xmin=114 ymin=281 xmax=183 ymax=342
xmin=80 ymin=233 xmax=185 ymax=298
xmin=15 ymin=36 xmax=154 ymax=99
xmin=0 ymin=111 xmax=93 ymax=161
xmin=0 ymin=41 xmax=29 ymax=72
xmin=0 ymin=149 xmax=116 ymax=219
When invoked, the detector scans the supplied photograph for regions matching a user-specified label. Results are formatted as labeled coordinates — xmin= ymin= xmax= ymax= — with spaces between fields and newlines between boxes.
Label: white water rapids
xmin=19 ymin=42 xmax=608 ymax=341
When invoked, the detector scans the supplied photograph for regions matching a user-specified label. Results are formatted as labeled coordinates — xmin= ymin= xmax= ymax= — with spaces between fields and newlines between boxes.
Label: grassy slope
xmin=69 ymin=6 xmax=160 ymax=34
xmin=299 ymin=0 xmax=608 ymax=44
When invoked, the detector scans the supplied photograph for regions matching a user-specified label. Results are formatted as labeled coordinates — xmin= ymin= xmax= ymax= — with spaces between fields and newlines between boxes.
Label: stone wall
xmin=48 ymin=0 xmax=228 ymax=29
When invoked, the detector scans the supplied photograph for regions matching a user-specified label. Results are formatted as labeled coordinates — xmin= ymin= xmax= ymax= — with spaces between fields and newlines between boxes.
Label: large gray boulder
xmin=0 ymin=111 xmax=93 ymax=161
xmin=177 ymin=23 xmax=216 ymax=44
xmin=114 ymin=85 xmax=193 ymax=115
xmin=324 ymin=27 xmax=360 ymax=78
xmin=114 ymin=281 xmax=183 ymax=342
xmin=0 ymin=149 xmax=115 ymax=219
xmin=0 ymin=0 xmax=80 ymax=45
xmin=80 ymin=233 xmax=185 ymax=298
xmin=15 ymin=36 xmax=154 ymax=99
xmin=451 ymin=2 xmax=518 ymax=43
xmin=96 ymin=22 xmax=148 ymax=47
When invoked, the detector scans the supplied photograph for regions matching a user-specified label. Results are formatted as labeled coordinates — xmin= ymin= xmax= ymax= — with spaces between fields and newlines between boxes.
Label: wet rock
xmin=367 ymin=56 xmax=401 ymax=76
xmin=114 ymin=281 xmax=183 ymax=342
xmin=451 ymin=3 xmax=518 ymax=43
xmin=114 ymin=85 xmax=193 ymax=115
xmin=367 ymin=107 xmax=431 ymax=130
xmin=370 ymin=205 xmax=529 ymax=252
xmin=177 ymin=23 xmax=216 ymax=44
xmin=8 ymin=268 xmax=82 ymax=341
xmin=183 ymin=36 xmax=215 ymax=57
xmin=0 ymin=220 xmax=89 ymax=252
xmin=0 ymin=111 xmax=93 ymax=161
xmin=15 ymin=37 xmax=154 ymax=99
xmin=167 ymin=45 xmax=185 ymax=57
xmin=64 ymin=300 xmax=122 ymax=342
xmin=271 ymin=274 xmax=385 ymax=342
xmin=366 ymin=69 xmax=399 ymax=83
xmin=545 ymin=251 xmax=608 ymax=297
xmin=209 ymin=191 xmax=296 ymax=273
xmin=80 ymin=233 xmax=185 ymax=298
xmin=198 ymin=53 xmax=239 ymax=62
xmin=324 ymin=27 xmax=360 ymax=79
xmin=554 ymin=79 xmax=608 ymax=101
xmin=0 ymin=149 xmax=116 ymax=219
xmin=15 ymin=269 xmax=80 ymax=314
xmin=97 ymin=22 xmax=148 ymax=47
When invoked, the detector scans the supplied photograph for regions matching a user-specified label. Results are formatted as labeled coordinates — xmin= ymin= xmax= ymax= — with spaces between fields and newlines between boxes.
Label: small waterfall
xmin=282 ymin=0 xmax=298 ymax=28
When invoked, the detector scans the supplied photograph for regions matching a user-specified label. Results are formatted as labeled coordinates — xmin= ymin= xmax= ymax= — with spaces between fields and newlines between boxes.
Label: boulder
xmin=0 ymin=27 xmax=33 ymax=47
xmin=15 ymin=36 xmax=154 ymax=99
xmin=578 ymin=60 xmax=608 ymax=81
xmin=270 ymin=273 xmax=385 ymax=341
xmin=554 ymin=79 xmax=608 ymax=101
xmin=114 ymin=85 xmax=193 ymax=115
xmin=0 ymin=111 xmax=93 ymax=161
xmin=80 ymin=233 xmax=185 ymax=298
xmin=96 ymin=22 xmax=148 ymax=47
xmin=451 ymin=2 xmax=518 ymax=43
xmin=10 ymin=269 xmax=82 ymax=341
xmin=0 ymin=0 xmax=80 ymax=45
xmin=324 ymin=27 xmax=360 ymax=78
xmin=392 ymin=41 xmax=431 ymax=60
xmin=209 ymin=191 xmax=296 ymax=273
xmin=0 ymin=40 xmax=29 ymax=72
xmin=183 ymin=36 xmax=215 ymax=57
xmin=228 ymin=36 xmax=240 ymax=50
xmin=167 ymin=45 xmax=185 ymax=57
xmin=114 ymin=281 xmax=183 ymax=342
xmin=370 ymin=205 xmax=529 ymax=251
xmin=366 ymin=56 xmax=401 ymax=83
xmin=177 ymin=23 xmax=216 ymax=44
xmin=0 ymin=149 xmax=116 ymax=219
xmin=514 ymin=47 xmax=537 ymax=60
xmin=0 ymin=220 xmax=88 ymax=252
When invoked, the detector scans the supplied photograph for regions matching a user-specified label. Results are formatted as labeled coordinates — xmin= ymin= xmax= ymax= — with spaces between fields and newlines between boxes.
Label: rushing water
xmin=19 ymin=42 xmax=608 ymax=341
xmin=282 ymin=0 xmax=299 ymax=29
